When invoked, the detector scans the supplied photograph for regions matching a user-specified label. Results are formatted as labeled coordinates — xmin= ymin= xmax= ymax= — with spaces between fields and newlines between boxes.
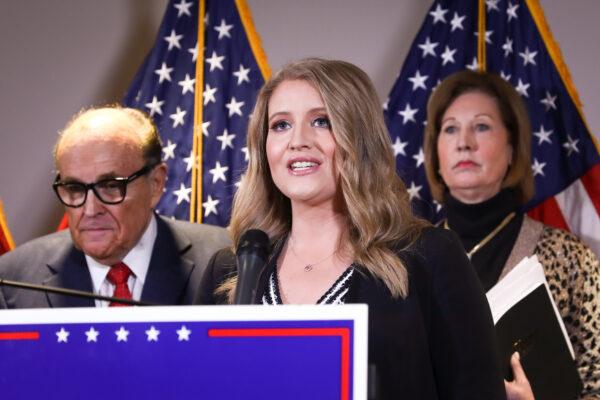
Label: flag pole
xmin=191 ymin=0 xmax=207 ymax=223
xmin=477 ymin=0 xmax=487 ymax=72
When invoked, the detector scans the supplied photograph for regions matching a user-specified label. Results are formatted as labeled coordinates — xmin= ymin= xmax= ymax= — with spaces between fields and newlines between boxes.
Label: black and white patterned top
xmin=262 ymin=266 xmax=355 ymax=305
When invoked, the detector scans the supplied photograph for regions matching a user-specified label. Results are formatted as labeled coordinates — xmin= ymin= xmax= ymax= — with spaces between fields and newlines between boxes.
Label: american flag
xmin=384 ymin=0 xmax=600 ymax=256
xmin=124 ymin=0 xmax=269 ymax=225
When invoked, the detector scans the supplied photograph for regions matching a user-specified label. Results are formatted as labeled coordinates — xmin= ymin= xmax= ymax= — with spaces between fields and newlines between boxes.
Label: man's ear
xmin=149 ymin=163 xmax=168 ymax=208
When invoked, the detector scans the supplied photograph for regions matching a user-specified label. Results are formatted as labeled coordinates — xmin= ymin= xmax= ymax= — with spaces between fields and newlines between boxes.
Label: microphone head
xmin=234 ymin=229 xmax=270 ymax=304
xmin=237 ymin=229 xmax=270 ymax=259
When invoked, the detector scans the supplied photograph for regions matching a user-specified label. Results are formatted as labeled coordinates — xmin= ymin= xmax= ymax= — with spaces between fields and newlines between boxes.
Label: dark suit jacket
xmin=197 ymin=227 xmax=505 ymax=400
xmin=0 ymin=216 xmax=230 ymax=308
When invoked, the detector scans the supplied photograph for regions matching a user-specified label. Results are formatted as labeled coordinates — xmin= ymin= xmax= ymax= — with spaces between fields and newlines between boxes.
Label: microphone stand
xmin=0 ymin=278 xmax=154 ymax=306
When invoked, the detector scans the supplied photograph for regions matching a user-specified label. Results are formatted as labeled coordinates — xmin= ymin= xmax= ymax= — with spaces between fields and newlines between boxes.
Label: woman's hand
xmin=504 ymin=352 xmax=535 ymax=400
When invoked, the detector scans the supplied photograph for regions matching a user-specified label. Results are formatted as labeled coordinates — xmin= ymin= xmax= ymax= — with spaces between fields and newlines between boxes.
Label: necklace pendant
xmin=304 ymin=264 xmax=313 ymax=272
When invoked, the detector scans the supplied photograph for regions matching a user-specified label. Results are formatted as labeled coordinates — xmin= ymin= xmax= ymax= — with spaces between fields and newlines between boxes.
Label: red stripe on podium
xmin=209 ymin=327 xmax=351 ymax=400
xmin=0 ymin=331 xmax=40 ymax=340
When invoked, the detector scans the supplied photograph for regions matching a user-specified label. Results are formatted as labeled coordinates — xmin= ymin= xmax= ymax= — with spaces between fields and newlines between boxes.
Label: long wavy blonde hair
xmin=222 ymin=58 xmax=428 ymax=300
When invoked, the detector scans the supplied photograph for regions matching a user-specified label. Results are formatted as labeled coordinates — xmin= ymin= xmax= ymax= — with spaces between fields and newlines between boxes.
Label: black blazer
xmin=197 ymin=227 xmax=505 ymax=399
xmin=0 ymin=216 xmax=230 ymax=308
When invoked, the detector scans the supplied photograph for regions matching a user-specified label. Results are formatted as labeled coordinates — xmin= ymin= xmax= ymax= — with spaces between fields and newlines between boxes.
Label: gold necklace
xmin=443 ymin=212 xmax=516 ymax=259
xmin=287 ymin=237 xmax=337 ymax=272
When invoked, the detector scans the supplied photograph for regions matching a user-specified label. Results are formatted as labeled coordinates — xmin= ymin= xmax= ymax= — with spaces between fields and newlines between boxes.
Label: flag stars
xmin=485 ymin=0 xmax=500 ymax=12
xmin=145 ymin=96 xmax=164 ymax=116
xmin=408 ymin=70 xmax=428 ymax=91
xmin=440 ymin=46 xmax=457 ymax=65
xmin=541 ymin=91 xmax=557 ymax=111
xmin=533 ymin=125 xmax=553 ymax=145
xmin=398 ymin=103 xmax=418 ymax=124
xmin=429 ymin=3 xmax=448 ymax=24
xmin=531 ymin=158 xmax=546 ymax=177
xmin=214 ymin=19 xmax=234 ymax=39
xmin=217 ymin=129 xmax=236 ymax=150
xmin=515 ymin=79 xmax=530 ymax=97
xmin=202 ymin=121 xmax=211 ymax=137
xmin=466 ymin=57 xmax=479 ymax=71
xmin=145 ymin=326 xmax=160 ymax=342
xmin=474 ymin=30 xmax=493 ymax=44
xmin=170 ymin=107 xmax=187 ymax=128
xmin=164 ymin=29 xmax=183 ymax=50
xmin=162 ymin=140 xmax=177 ymax=161
xmin=183 ymin=151 xmax=196 ymax=172
xmin=85 ymin=327 xmax=99 ymax=343
xmin=450 ymin=12 xmax=465 ymax=32
xmin=225 ymin=97 xmax=245 ymax=117
xmin=392 ymin=137 xmax=408 ymax=157
xmin=418 ymin=37 xmax=438 ymax=58
xmin=178 ymin=74 xmax=195 ymax=95
xmin=203 ymin=195 xmax=220 ymax=217
xmin=173 ymin=183 xmax=192 ymax=204
xmin=188 ymin=43 xmax=198 ymax=62
xmin=507 ymin=2 xmax=519 ymax=21
xmin=502 ymin=38 xmax=513 ymax=57
xmin=115 ymin=327 xmax=130 ymax=342
xmin=500 ymin=71 xmax=511 ymax=82
xmin=241 ymin=147 xmax=249 ymax=162
xmin=154 ymin=62 xmax=173 ymax=83
xmin=407 ymin=181 xmax=423 ymax=201
xmin=56 ymin=327 xmax=69 ymax=343
xmin=206 ymin=51 xmax=225 ymax=71
xmin=563 ymin=135 xmax=580 ymax=156
xmin=177 ymin=325 xmax=192 ymax=341
xmin=174 ymin=0 xmax=193 ymax=18
xmin=233 ymin=64 xmax=251 ymax=85
xmin=235 ymin=175 xmax=245 ymax=188
xmin=519 ymin=47 xmax=537 ymax=66
xmin=413 ymin=148 xmax=425 ymax=168
xmin=209 ymin=161 xmax=229 ymax=183
xmin=203 ymin=84 xmax=218 ymax=105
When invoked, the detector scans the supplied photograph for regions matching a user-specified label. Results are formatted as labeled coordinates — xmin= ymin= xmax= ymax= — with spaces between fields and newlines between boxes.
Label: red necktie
xmin=107 ymin=262 xmax=133 ymax=307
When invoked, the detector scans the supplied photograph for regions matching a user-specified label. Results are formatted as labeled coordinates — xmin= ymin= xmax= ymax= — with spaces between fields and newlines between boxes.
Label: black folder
xmin=495 ymin=284 xmax=583 ymax=400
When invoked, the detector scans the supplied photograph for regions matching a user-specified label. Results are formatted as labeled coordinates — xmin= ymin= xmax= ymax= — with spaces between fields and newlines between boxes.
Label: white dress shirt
xmin=86 ymin=216 xmax=158 ymax=307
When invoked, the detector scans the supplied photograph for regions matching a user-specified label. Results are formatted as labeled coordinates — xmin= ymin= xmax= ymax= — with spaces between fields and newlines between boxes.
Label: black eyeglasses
xmin=53 ymin=164 xmax=157 ymax=208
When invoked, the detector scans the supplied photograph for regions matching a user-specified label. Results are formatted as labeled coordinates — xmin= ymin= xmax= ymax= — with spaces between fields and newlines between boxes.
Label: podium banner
xmin=0 ymin=305 xmax=368 ymax=400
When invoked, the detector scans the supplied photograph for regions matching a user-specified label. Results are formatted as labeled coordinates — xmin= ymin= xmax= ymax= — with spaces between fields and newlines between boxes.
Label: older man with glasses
xmin=0 ymin=106 xmax=230 ymax=308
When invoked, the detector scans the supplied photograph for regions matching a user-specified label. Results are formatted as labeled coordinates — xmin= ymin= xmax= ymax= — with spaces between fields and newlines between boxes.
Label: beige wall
xmin=1 ymin=0 xmax=598 ymax=244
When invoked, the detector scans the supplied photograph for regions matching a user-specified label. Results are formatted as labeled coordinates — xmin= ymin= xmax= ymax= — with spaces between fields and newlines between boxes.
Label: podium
xmin=0 ymin=305 xmax=368 ymax=399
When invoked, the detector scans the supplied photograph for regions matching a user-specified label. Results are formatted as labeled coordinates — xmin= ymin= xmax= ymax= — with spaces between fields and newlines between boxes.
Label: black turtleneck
xmin=444 ymin=189 xmax=524 ymax=291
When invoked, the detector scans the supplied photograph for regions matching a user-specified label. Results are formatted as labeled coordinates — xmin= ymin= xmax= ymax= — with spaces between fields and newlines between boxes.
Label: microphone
xmin=234 ymin=229 xmax=270 ymax=305
xmin=0 ymin=278 xmax=153 ymax=306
